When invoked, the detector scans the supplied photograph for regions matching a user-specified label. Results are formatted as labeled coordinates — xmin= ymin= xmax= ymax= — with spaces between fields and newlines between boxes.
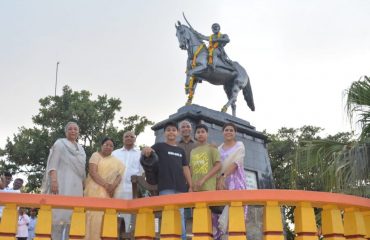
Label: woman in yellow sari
xmin=84 ymin=137 xmax=125 ymax=240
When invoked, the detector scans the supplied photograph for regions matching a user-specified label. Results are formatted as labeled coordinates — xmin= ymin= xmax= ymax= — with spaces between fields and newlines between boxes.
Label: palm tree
xmin=346 ymin=76 xmax=370 ymax=141
xmin=294 ymin=76 xmax=370 ymax=197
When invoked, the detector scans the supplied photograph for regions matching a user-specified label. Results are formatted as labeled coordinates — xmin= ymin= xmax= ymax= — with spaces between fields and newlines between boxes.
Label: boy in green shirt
xmin=190 ymin=124 xmax=221 ymax=191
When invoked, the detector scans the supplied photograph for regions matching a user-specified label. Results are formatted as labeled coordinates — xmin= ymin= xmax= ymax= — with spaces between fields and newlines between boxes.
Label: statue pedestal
xmin=152 ymin=104 xmax=274 ymax=189
xmin=152 ymin=104 xmax=274 ymax=239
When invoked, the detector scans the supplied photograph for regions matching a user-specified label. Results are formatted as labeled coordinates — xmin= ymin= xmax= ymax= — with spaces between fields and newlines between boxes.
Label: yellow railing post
xmin=192 ymin=202 xmax=212 ymax=240
xmin=101 ymin=208 xmax=117 ymax=239
xmin=0 ymin=203 xmax=17 ymax=240
xmin=228 ymin=201 xmax=247 ymax=240
xmin=34 ymin=205 xmax=52 ymax=240
xmin=134 ymin=208 xmax=155 ymax=239
xmin=343 ymin=208 xmax=366 ymax=240
xmin=294 ymin=202 xmax=318 ymax=240
xmin=160 ymin=205 xmax=181 ymax=239
xmin=263 ymin=201 xmax=284 ymax=240
xmin=362 ymin=211 xmax=370 ymax=240
xmin=321 ymin=205 xmax=345 ymax=240
xmin=69 ymin=207 xmax=85 ymax=240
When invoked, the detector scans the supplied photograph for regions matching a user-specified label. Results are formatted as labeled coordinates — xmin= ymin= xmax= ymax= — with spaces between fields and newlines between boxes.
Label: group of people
xmin=0 ymin=172 xmax=37 ymax=240
xmin=142 ymin=120 xmax=247 ymax=239
xmin=5 ymin=119 xmax=247 ymax=240
xmin=42 ymin=122 xmax=142 ymax=240
xmin=0 ymin=172 xmax=24 ymax=193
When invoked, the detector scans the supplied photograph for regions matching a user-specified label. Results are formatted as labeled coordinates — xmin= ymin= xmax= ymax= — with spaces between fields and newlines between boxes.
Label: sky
xmin=1 ymin=0 xmax=369 ymax=148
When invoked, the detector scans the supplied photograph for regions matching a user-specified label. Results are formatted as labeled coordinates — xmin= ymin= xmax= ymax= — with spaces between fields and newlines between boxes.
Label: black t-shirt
xmin=152 ymin=142 xmax=188 ymax=192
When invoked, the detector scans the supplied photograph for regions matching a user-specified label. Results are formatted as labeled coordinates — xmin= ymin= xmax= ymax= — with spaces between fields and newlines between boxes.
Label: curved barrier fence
xmin=0 ymin=190 xmax=369 ymax=239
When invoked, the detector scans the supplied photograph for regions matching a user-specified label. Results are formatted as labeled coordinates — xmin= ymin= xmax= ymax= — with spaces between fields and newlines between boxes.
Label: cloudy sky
xmin=1 ymin=0 xmax=369 ymax=147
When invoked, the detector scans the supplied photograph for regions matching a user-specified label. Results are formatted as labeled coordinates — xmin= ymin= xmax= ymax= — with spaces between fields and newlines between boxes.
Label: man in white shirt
xmin=112 ymin=131 xmax=144 ymax=235
xmin=11 ymin=178 xmax=24 ymax=192
xmin=16 ymin=208 xmax=30 ymax=240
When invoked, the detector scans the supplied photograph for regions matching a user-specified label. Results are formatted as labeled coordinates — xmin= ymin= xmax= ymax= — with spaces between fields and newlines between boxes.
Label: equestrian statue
xmin=175 ymin=15 xmax=255 ymax=117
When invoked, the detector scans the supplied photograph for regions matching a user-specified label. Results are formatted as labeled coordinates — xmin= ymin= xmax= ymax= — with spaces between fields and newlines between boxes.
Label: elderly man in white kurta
xmin=112 ymin=131 xmax=144 ymax=233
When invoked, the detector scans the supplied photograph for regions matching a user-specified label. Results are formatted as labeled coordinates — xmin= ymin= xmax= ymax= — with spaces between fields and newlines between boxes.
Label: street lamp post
xmin=54 ymin=61 xmax=60 ymax=97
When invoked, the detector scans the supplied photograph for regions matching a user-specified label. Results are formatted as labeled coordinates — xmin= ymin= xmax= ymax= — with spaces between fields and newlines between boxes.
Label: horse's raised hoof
xmin=221 ymin=106 xmax=227 ymax=112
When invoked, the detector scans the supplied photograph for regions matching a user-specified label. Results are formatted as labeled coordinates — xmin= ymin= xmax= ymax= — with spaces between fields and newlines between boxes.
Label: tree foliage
xmin=0 ymin=86 xmax=154 ymax=192
xmin=267 ymin=126 xmax=353 ymax=240
xmin=345 ymin=76 xmax=370 ymax=140
xmin=267 ymin=126 xmax=323 ymax=190
xmin=295 ymin=76 xmax=370 ymax=197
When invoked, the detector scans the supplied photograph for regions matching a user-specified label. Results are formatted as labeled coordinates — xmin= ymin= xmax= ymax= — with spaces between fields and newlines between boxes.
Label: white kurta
xmin=112 ymin=146 xmax=143 ymax=232
xmin=112 ymin=147 xmax=143 ymax=195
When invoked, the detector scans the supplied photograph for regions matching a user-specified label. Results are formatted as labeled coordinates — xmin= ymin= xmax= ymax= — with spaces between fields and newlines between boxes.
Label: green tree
xmin=346 ymin=76 xmax=370 ymax=141
xmin=267 ymin=126 xmax=323 ymax=190
xmin=267 ymin=126 xmax=352 ymax=240
xmin=267 ymin=126 xmax=326 ymax=240
xmin=295 ymin=76 xmax=370 ymax=197
xmin=0 ymin=86 xmax=154 ymax=192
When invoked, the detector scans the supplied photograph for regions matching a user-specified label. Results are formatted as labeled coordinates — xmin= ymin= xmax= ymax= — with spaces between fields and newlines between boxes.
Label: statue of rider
xmin=192 ymin=23 xmax=233 ymax=71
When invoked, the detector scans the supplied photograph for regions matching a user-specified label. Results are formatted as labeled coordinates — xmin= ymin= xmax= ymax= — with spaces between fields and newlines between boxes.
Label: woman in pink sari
xmin=213 ymin=122 xmax=248 ymax=239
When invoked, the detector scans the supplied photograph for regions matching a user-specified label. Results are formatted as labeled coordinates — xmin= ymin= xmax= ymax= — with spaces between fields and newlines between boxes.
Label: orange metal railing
xmin=0 ymin=190 xmax=369 ymax=240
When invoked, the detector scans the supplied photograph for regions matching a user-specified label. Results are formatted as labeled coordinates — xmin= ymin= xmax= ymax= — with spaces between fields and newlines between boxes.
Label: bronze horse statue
xmin=175 ymin=21 xmax=255 ymax=116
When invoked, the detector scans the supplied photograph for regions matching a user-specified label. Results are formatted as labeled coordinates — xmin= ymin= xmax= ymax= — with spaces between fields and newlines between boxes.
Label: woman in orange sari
xmin=84 ymin=137 xmax=125 ymax=240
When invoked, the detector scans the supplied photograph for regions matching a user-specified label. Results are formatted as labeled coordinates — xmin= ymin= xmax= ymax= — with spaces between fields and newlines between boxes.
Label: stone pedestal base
xmin=152 ymin=104 xmax=275 ymax=239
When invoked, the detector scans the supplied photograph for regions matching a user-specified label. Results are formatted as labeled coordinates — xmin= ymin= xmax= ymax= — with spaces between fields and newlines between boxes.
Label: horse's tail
xmin=243 ymin=79 xmax=255 ymax=111
xmin=233 ymin=62 xmax=255 ymax=111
